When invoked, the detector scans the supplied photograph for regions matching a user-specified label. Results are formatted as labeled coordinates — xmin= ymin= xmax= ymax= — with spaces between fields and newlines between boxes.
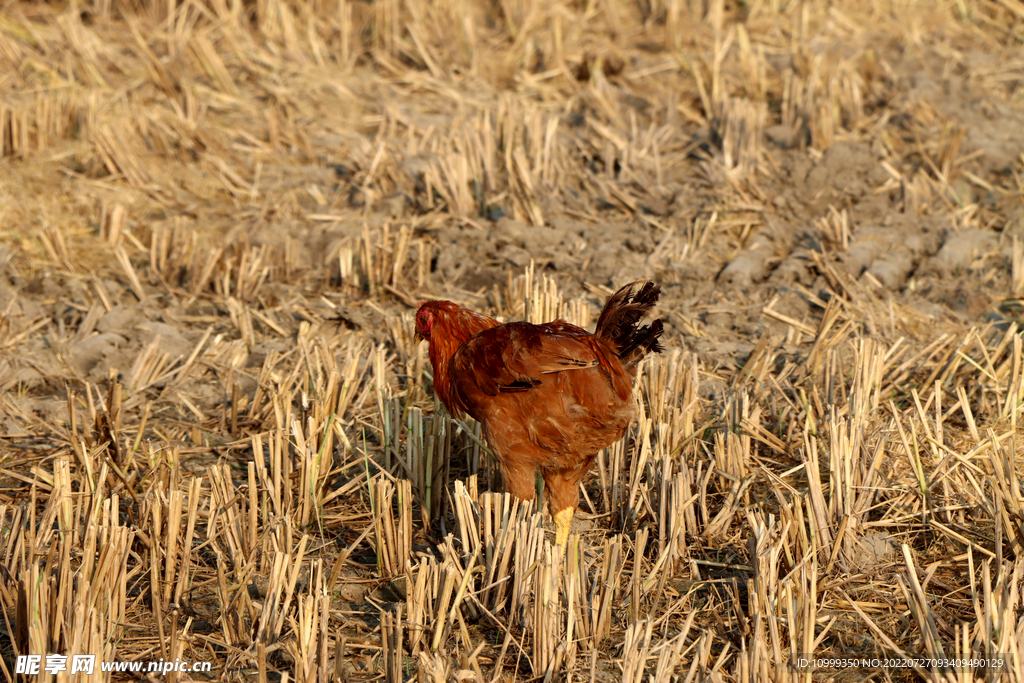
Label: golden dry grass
xmin=2 ymin=0 xmax=1024 ymax=681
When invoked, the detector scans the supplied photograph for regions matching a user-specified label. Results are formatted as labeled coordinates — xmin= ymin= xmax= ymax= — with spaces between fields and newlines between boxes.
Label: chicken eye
xmin=416 ymin=311 xmax=432 ymax=336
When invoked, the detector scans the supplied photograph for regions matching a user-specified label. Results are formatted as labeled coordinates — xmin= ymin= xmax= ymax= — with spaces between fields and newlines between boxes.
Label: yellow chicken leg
xmin=553 ymin=507 xmax=574 ymax=547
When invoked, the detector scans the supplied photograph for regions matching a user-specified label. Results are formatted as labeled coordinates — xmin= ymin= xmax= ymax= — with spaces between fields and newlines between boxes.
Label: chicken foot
xmin=553 ymin=507 xmax=574 ymax=548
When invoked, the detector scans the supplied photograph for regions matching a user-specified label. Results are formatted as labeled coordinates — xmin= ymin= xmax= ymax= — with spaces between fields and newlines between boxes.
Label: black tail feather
xmin=595 ymin=280 xmax=664 ymax=369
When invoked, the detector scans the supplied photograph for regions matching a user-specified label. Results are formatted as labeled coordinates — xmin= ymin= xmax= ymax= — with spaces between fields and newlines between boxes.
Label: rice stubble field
xmin=2 ymin=0 xmax=1024 ymax=680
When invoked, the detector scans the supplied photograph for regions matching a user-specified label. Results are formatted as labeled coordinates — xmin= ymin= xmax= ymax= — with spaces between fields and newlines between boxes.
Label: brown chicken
xmin=416 ymin=281 xmax=663 ymax=546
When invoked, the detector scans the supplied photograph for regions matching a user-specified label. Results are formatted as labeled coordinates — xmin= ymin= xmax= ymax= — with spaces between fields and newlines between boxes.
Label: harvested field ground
xmin=3 ymin=0 xmax=1024 ymax=680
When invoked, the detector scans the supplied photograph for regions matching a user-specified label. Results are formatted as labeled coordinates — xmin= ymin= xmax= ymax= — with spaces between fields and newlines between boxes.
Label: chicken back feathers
xmin=417 ymin=280 xmax=664 ymax=518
